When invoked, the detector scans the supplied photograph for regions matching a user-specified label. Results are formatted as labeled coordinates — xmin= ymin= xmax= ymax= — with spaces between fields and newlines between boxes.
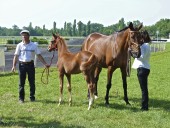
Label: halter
xmin=49 ymin=38 xmax=59 ymax=51
xmin=129 ymin=30 xmax=141 ymax=46
xmin=126 ymin=30 xmax=141 ymax=76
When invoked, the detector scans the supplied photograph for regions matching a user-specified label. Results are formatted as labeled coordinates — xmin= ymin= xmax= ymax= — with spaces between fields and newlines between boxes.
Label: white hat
xmin=20 ymin=30 xmax=30 ymax=35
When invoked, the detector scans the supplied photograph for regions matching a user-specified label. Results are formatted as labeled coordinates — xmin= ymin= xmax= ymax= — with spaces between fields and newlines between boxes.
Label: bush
xmin=6 ymin=37 xmax=48 ymax=44
xmin=6 ymin=40 xmax=21 ymax=44
xmin=31 ymin=37 xmax=48 ymax=44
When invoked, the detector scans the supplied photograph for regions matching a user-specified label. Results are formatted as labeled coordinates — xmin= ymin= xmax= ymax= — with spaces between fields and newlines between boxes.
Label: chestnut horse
xmin=81 ymin=22 xmax=143 ymax=105
xmin=48 ymin=33 xmax=98 ymax=110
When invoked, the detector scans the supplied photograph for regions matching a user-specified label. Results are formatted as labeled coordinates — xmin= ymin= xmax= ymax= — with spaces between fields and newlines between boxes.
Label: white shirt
xmin=132 ymin=43 xmax=150 ymax=69
xmin=14 ymin=41 xmax=41 ymax=62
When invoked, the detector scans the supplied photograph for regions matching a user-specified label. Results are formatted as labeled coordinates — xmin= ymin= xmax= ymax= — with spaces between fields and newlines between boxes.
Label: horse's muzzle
xmin=130 ymin=50 xmax=141 ymax=58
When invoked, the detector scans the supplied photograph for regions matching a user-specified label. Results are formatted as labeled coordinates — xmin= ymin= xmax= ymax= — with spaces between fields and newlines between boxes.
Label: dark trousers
xmin=19 ymin=62 xmax=35 ymax=101
xmin=137 ymin=67 xmax=150 ymax=109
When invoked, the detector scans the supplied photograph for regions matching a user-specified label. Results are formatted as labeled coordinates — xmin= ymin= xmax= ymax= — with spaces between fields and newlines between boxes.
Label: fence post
xmin=0 ymin=49 xmax=5 ymax=72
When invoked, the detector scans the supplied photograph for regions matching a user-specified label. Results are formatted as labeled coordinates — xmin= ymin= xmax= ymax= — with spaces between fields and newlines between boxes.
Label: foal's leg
xmin=66 ymin=74 xmax=72 ymax=106
xmin=88 ymin=82 xmax=94 ymax=110
xmin=58 ymin=73 xmax=64 ymax=106
xmin=87 ymin=67 xmax=102 ymax=99
xmin=85 ymin=74 xmax=94 ymax=110
xmin=120 ymin=67 xmax=130 ymax=105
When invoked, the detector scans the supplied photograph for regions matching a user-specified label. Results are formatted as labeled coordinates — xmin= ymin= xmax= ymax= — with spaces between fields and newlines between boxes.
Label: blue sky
xmin=0 ymin=0 xmax=169 ymax=29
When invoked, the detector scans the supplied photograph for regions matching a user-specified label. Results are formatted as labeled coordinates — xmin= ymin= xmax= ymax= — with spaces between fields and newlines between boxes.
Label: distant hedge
xmin=31 ymin=37 xmax=48 ymax=44
xmin=6 ymin=37 xmax=48 ymax=44
xmin=6 ymin=40 xmax=21 ymax=44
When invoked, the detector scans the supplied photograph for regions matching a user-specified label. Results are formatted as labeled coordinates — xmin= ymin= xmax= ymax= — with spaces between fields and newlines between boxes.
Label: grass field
xmin=0 ymin=44 xmax=170 ymax=128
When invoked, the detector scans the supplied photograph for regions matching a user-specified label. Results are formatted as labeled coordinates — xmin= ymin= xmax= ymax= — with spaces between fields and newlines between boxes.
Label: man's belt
xmin=19 ymin=60 xmax=34 ymax=64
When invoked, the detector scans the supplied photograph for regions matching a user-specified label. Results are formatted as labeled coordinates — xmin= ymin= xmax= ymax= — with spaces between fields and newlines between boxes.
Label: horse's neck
xmin=58 ymin=40 xmax=69 ymax=56
xmin=116 ymin=30 xmax=129 ymax=50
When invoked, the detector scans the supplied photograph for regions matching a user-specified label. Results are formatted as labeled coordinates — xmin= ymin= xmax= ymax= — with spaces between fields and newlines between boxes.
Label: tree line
xmin=0 ymin=18 xmax=170 ymax=39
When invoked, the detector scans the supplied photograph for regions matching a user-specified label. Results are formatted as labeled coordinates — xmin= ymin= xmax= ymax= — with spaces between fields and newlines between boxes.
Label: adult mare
xmin=81 ymin=22 xmax=143 ymax=105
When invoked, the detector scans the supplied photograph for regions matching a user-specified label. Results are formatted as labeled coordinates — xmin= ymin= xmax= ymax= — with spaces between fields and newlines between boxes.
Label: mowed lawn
xmin=0 ymin=43 xmax=170 ymax=128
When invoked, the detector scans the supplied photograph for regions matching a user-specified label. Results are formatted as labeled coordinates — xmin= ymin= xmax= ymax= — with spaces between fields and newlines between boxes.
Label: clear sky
xmin=0 ymin=0 xmax=169 ymax=29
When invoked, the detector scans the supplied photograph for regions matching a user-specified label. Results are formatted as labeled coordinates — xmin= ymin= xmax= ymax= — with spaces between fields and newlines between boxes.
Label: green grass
xmin=0 ymin=44 xmax=170 ymax=128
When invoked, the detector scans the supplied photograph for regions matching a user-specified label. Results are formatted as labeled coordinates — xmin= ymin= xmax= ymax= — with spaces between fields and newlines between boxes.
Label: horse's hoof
xmin=94 ymin=95 xmax=98 ymax=99
xmin=126 ymin=102 xmax=131 ymax=106
xmin=105 ymin=102 xmax=109 ymax=107
xmin=69 ymin=103 xmax=72 ymax=106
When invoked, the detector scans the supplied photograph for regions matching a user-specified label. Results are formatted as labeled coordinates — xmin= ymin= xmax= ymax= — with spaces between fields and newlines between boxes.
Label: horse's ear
xmin=56 ymin=33 xmax=61 ymax=39
xmin=128 ymin=22 xmax=134 ymax=30
xmin=137 ymin=22 xmax=143 ymax=31
xmin=56 ymin=33 xmax=60 ymax=37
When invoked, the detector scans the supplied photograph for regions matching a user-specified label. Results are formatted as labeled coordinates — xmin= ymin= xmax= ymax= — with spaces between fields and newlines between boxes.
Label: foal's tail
xmin=80 ymin=54 xmax=98 ymax=71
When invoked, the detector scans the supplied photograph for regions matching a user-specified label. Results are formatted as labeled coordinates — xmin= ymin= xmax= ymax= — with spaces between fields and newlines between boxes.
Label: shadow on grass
xmin=0 ymin=116 xmax=84 ymax=128
xmin=129 ymin=97 xmax=170 ymax=111
xmin=36 ymin=99 xmax=75 ymax=105
xmin=0 ymin=72 xmax=18 ymax=77
xmin=96 ymin=96 xmax=170 ymax=112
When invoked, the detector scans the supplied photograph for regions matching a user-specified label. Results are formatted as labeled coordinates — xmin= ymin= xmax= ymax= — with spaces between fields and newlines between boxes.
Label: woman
xmin=132 ymin=30 xmax=151 ymax=111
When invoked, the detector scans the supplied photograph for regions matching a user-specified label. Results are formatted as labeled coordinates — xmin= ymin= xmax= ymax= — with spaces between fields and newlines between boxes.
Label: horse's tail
xmin=80 ymin=54 xmax=98 ymax=71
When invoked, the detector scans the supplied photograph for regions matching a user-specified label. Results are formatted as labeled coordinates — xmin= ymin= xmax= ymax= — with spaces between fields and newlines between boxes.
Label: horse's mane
xmin=141 ymin=30 xmax=151 ymax=43
xmin=116 ymin=26 xmax=129 ymax=32
xmin=58 ymin=36 xmax=69 ymax=51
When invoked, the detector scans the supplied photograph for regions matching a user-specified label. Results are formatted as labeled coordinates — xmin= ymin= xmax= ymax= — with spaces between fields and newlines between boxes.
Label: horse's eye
xmin=130 ymin=32 xmax=135 ymax=38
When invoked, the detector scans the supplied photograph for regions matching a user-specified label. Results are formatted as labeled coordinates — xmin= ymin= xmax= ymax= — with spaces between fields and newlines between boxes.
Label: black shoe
xmin=30 ymin=99 xmax=35 ymax=102
xmin=141 ymin=107 xmax=148 ymax=111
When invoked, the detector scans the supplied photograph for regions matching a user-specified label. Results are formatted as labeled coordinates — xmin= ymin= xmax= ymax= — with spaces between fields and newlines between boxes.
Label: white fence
xmin=0 ymin=49 xmax=5 ymax=72
xmin=0 ymin=41 xmax=168 ymax=72
xmin=150 ymin=42 xmax=167 ymax=52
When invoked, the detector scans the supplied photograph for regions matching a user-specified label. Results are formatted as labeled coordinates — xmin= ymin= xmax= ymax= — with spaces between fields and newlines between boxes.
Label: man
xmin=11 ymin=30 xmax=50 ymax=103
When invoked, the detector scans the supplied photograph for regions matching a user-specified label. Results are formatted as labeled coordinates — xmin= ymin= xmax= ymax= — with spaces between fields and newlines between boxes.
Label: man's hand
xmin=45 ymin=64 xmax=50 ymax=68
xmin=11 ymin=66 xmax=16 ymax=73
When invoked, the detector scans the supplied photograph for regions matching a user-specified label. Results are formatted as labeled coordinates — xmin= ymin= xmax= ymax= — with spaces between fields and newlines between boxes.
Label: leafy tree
xmin=77 ymin=21 xmax=83 ymax=36
xmin=73 ymin=19 xmax=77 ymax=36
xmin=0 ymin=18 xmax=170 ymax=39
xmin=86 ymin=21 xmax=91 ymax=35
xmin=66 ymin=22 xmax=72 ymax=36
xmin=90 ymin=23 xmax=103 ymax=33
xmin=53 ymin=21 xmax=57 ymax=33
xmin=118 ymin=18 xmax=126 ymax=30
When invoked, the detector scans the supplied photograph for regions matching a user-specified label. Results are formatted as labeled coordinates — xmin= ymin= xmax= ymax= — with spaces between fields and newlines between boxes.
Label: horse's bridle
xmin=49 ymin=38 xmax=59 ymax=51
xmin=126 ymin=30 xmax=142 ymax=76
xmin=129 ymin=30 xmax=142 ymax=46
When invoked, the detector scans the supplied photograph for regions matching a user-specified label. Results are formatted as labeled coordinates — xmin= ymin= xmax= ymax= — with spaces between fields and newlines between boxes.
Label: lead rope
xmin=41 ymin=51 xmax=55 ymax=84
xmin=126 ymin=48 xmax=131 ymax=77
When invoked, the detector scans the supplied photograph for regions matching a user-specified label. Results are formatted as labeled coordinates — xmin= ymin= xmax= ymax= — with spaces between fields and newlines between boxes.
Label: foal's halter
xmin=50 ymin=40 xmax=58 ymax=51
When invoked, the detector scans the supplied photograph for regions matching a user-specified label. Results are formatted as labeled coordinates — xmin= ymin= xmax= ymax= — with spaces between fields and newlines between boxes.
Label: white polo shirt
xmin=14 ymin=41 xmax=41 ymax=62
xmin=132 ymin=43 xmax=151 ymax=70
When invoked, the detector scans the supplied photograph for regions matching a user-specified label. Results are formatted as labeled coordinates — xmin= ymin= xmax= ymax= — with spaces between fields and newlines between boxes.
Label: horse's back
xmin=82 ymin=32 xmax=109 ymax=51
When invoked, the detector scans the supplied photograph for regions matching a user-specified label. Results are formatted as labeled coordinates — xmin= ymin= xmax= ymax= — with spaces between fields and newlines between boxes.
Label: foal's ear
xmin=52 ymin=33 xmax=57 ymax=38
